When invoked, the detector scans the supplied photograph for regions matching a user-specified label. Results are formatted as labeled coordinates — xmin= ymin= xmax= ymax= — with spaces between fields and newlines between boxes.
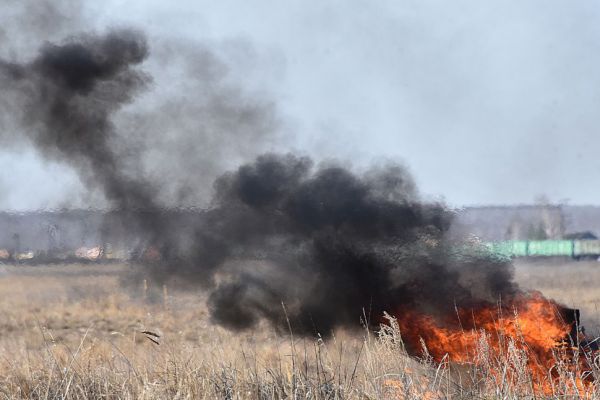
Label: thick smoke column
xmin=1 ymin=29 xmax=155 ymax=210
xmin=0 ymin=29 xmax=520 ymax=336
xmin=168 ymin=153 xmax=518 ymax=334
xmin=1 ymin=28 xmax=281 ymax=209
xmin=128 ymin=151 xmax=519 ymax=334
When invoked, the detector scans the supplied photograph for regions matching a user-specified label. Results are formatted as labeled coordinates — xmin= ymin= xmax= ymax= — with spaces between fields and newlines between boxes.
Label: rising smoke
xmin=0 ymin=29 xmax=520 ymax=335
xmin=198 ymin=153 xmax=518 ymax=333
xmin=1 ymin=29 xmax=154 ymax=208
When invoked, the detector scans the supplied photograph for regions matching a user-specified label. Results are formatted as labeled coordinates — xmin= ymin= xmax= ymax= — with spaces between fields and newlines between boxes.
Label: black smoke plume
xmin=0 ymin=29 xmax=519 ymax=335
xmin=1 ymin=29 xmax=155 ymax=209
xmin=164 ymin=154 xmax=517 ymax=334
xmin=0 ymin=29 xmax=165 ymax=245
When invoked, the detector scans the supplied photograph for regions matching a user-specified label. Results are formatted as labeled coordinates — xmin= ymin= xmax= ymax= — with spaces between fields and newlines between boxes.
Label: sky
xmin=2 ymin=0 xmax=600 ymax=209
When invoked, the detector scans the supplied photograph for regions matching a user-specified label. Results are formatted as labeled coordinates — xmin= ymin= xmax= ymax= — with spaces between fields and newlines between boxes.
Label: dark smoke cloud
xmin=1 ymin=3 xmax=282 ymax=210
xmin=0 ymin=25 xmax=280 ymax=207
xmin=148 ymin=153 xmax=518 ymax=335
xmin=1 ymin=29 xmax=155 ymax=211
xmin=0 ymin=27 xmax=519 ymax=336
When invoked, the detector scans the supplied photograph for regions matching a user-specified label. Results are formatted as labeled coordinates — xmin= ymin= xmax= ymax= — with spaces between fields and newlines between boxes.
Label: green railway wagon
xmin=485 ymin=241 xmax=528 ymax=258
xmin=573 ymin=240 xmax=600 ymax=258
xmin=527 ymin=240 xmax=573 ymax=257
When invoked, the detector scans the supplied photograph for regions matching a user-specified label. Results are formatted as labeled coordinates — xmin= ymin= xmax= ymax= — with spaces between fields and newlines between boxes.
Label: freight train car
xmin=573 ymin=240 xmax=600 ymax=259
xmin=485 ymin=240 xmax=600 ymax=260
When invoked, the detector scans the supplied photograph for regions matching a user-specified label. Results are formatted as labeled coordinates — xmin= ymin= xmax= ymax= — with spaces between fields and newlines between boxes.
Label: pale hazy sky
xmin=2 ymin=0 xmax=600 ymax=209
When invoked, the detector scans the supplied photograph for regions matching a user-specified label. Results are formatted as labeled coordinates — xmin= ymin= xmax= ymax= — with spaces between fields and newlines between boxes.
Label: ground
xmin=0 ymin=259 xmax=598 ymax=398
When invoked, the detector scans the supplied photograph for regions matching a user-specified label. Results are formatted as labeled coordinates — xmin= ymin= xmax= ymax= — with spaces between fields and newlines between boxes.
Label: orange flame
xmin=390 ymin=291 xmax=591 ymax=395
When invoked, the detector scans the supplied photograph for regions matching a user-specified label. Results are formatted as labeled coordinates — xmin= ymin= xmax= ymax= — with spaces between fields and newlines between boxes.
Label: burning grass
xmin=1 ymin=262 xmax=600 ymax=399
xmin=393 ymin=292 xmax=582 ymax=389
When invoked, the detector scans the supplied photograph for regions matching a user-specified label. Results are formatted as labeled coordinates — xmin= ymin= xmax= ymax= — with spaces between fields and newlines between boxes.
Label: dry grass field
xmin=0 ymin=260 xmax=599 ymax=399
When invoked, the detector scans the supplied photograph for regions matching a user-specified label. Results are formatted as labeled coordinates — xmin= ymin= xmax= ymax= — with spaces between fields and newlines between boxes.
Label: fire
xmin=390 ymin=291 xmax=592 ymax=394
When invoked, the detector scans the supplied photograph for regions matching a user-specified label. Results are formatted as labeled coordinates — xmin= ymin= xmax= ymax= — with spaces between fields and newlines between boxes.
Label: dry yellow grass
xmin=0 ymin=260 xmax=598 ymax=399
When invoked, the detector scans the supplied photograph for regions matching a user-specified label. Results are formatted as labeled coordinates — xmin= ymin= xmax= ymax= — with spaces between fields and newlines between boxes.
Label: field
xmin=0 ymin=260 xmax=599 ymax=399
